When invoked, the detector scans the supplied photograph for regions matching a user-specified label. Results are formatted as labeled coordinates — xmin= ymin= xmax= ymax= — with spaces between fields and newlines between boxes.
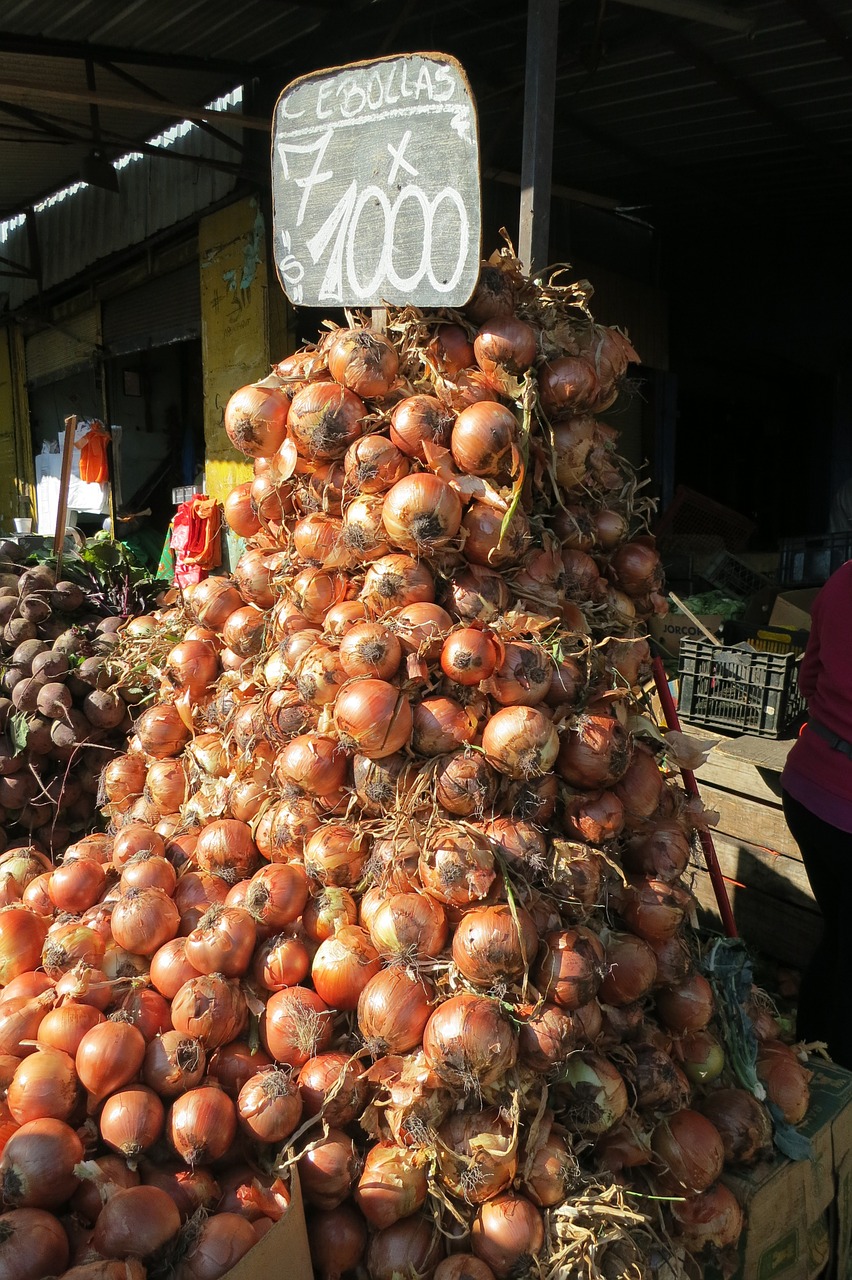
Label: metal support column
xmin=519 ymin=0 xmax=559 ymax=275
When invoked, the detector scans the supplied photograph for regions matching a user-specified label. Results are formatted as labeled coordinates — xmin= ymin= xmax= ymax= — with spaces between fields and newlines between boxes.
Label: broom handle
xmin=652 ymin=655 xmax=738 ymax=938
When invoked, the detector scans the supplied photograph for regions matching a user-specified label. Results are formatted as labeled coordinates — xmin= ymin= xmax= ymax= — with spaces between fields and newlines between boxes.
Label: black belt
xmin=808 ymin=718 xmax=852 ymax=759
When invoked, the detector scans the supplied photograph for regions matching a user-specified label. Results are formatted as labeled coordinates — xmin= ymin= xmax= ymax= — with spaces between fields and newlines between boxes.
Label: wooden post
xmin=53 ymin=415 xmax=77 ymax=575
xmin=519 ymin=0 xmax=559 ymax=275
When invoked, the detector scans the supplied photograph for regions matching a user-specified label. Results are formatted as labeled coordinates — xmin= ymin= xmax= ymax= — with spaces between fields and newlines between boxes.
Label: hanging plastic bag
xmin=76 ymin=420 xmax=111 ymax=483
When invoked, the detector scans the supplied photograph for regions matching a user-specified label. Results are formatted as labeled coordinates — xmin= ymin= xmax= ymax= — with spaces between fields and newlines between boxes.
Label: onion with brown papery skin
xmin=288 ymin=381 xmax=367 ymax=460
xmin=299 ymin=1051 xmax=368 ymax=1126
xmin=302 ymin=888 xmax=359 ymax=943
xmin=382 ymin=473 xmax=462 ymax=554
xmin=352 ymin=752 xmax=415 ymax=815
xmin=418 ymin=827 xmax=496 ymax=907
xmin=613 ymin=744 xmax=665 ymax=825
xmin=451 ymin=401 xmax=518 ymax=476
xmin=390 ymin=394 xmax=455 ymax=461
xmin=99 ymin=1085 xmax=164 ymax=1164
xmin=168 ymin=1084 xmax=236 ymax=1166
xmin=224 ymin=379 xmax=290 ymax=458
xmin=471 ymin=1192 xmax=544 ymax=1280
xmin=564 ymin=789 xmax=625 ymax=844
xmin=275 ymin=732 xmax=347 ymax=798
xmin=599 ymin=931 xmax=658 ymax=1006
xmin=175 ymin=1211 xmax=257 ymax=1278
xmin=110 ymin=887 xmax=180 ymax=957
xmin=333 ymin=678 xmax=412 ymax=759
xmin=522 ymin=1127 xmax=576 ymax=1207
xmin=452 ymin=903 xmax=538 ymax=987
xmin=619 ymin=877 xmax=691 ymax=942
xmin=436 ymin=751 xmax=498 ymax=818
xmin=0 ymin=1206 xmax=70 ymax=1280
xmin=223 ymin=480 xmax=261 ymax=538
xmin=237 ymin=1066 xmax=302 ymax=1143
xmin=367 ymin=1213 xmax=444 ymax=1280
xmin=361 ymin=553 xmax=435 ymax=614
xmin=412 ymin=696 xmax=477 ymax=756
xmin=134 ymin=702 xmax=191 ymax=759
xmin=559 ymin=1052 xmax=628 ymax=1135
xmin=536 ymin=927 xmax=607 ymax=1010
xmin=194 ymin=818 xmax=259 ymax=883
xmin=610 ymin=539 xmax=664 ymax=598
xmin=344 ymin=433 xmax=409 ymax=496
xmin=0 ymin=1117 xmax=83 ymax=1208
xmin=261 ymin=985 xmax=333 ymax=1068
xmin=298 ymin=1126 xmax=359 ymax=1210
xmin=339 ymin=622 xmax=402 ymax=680
xmin=557 ymin=714 xmax=632 ymax=789
xmin=474 ymin=315 xmax=537 ymax=379
xmin=37 ymin=1002 xmax=103 ymax=1058
xmin=185 ymin=905 xmax=256 ymax=978
xmin=328 ymin=327 xmax=399 ymax=397
xmin=671 ymin=1182 xmax=745 ymax=1254
xmin=0 ymin=906 xmax=49 ymax=985
xmin=311 ymin=925 xmax=381 ymax=1011
xmin=756 ymin=1040 xmax=811 ymax=1124
xmin=447 ymin=564 xmax=510 ymax=624
xmin=462 ymin=501 xmax=530 ymax=568
xmin=652 ymin=1109 xmax=725 ymax=1196
xmin=482 ymin=705 xmax=559 ymax=779
xmin=304 ymin=823 xmax=368 ymax=888
xmin=679 ymin=1028 xmax=725 ymax=1084
xmin=355 ymin=1140 xmax=428 ymax=1227
xmin=170 ymin=973 xmax=247 ymax=1050
xmin=518 ymin=1003 xmax=577 ymax=1071
xmin=699 ymin=1087 xmax=774 ymax=1165
xmin=143 ymin=1031 xmax=205 ymax=1098
xmin=369 ymin=892 xmax=448 ymax=962
xmin=655 ymin=972 xmax=714 ymax=1033
xmin=358 ymin=967 xmax=435 ymax=1055
xmin=75 ymin=1021 xmax=146 ymax=1108
xmin=437 ymin=1107 xmax=517 ymax=1205
xmin=423 ymin=992 xmax=516 ymax=1090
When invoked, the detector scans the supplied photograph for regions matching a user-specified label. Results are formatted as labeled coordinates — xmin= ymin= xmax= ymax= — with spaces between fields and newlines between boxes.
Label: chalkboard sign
xmin=271 ymin=53 xmax=481 ymax=310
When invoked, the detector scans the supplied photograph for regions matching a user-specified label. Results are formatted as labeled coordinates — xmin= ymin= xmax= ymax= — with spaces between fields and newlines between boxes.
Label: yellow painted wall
xmin=198 ymin=195 xmax=295 ymax=508
xmin=0 ymin=325 xmax=36 ymax=532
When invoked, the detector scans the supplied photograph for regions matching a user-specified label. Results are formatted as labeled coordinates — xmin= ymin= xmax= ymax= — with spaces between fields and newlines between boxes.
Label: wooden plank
xmin=709 ymin=834 xmax=815 ymax=907
xmin=53 ymin=414 xmax=76 ymax=575
xmin=692 ymin=867 xmax=821 ymax=970
xmin=699 ymin=784 xmax=801 ymax=861
xmin=695 ymin=748 xmax=786 ymax=805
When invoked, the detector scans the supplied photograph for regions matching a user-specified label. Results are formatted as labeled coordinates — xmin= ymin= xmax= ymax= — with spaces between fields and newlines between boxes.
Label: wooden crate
xmin=687 ymin=729 xmax=821 ymax=970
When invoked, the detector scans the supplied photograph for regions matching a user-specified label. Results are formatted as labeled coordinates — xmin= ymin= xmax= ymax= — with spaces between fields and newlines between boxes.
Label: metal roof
xmin=1 ymin=0 xmax=850 ymax=248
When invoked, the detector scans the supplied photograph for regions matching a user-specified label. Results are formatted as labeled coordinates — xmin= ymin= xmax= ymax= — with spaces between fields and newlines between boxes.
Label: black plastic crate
xmin=677 ymin=639 xmax=806 ymax=739
xmin=778 ymin=533 xmax=852 ymax=587
xmin=720 ymin=622 xmax=810 ymax=657
xmin=701 ymin=550 xmax=771 ymax=600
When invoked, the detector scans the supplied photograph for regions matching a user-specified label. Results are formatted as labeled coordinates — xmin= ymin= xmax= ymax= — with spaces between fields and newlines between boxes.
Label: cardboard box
xmin=707 ymin=1059 xmax=852 ymax=1280
xmin=649 ymin=614 xmax=724 ymax=656
xmin=227 ymin=1168 xmax=313 ymax=1280
xmin=770 ymin=588 xmax=820 ymax=632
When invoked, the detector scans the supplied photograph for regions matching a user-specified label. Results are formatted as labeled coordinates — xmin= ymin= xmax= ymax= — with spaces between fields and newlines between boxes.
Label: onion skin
xmin=756 ymin=1040 xmax=811 ymax=1124
xmin=92 ymin=1183 xmax=181 ymax=1259
xmin=422 ymin=993 xmax=517 ymax=1089
xmin=671 ymin=1182 xmax=745 ymax=1253
xmin=651 ymin=1109 xmax=725 ymax=1195
xmin=0 ymin=1117 xmax=83 ymax=1208
xmin=699 ymin=1087 xmax=773 ymax=1165
xmin=176 ymin=1211 xmax=256 ymax=1278
xmin=367 ymin=1214 xmax=444 ymax=1280
xmin=355 ymin=1140 xmax=428 ymax=1228
xmin=307 ymin=1204 xmax=369 ymax=1280
xmin=0 ymin=1206 xmax=70 ymax=1280
xmin=471 ymin=1192 xmax=544 ymax=1279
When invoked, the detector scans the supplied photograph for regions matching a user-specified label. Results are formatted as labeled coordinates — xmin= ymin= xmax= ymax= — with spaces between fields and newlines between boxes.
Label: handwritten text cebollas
xmin=282 ymin=62 xmax=456 ymax=124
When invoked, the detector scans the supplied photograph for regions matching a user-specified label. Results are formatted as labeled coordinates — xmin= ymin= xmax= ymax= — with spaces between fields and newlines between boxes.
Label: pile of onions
xmin=0 ymin=260 xmax=775 ymax=1280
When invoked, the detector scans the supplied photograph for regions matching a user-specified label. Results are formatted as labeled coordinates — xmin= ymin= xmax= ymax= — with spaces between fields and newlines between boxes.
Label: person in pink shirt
xmin=782 ymin=560 xmax=852 ymax=1067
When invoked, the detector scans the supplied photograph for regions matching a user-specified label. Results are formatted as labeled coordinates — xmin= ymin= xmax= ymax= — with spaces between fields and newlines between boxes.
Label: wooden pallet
xmin=686 ymin=728 xmax=820 ymax=969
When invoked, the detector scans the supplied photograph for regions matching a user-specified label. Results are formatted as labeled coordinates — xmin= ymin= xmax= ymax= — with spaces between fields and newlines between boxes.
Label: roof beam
xmin=98 ymin=59 xmax=244 ymax=153
xmin=0 ymin=30 xmax=246 ymax=75
xmin=783 ymin=0 xmax=852 ymax=76
xmin=0 ymin=78 xmax=269 ymax=133
xmin=667 ymin=30 xmax=852 ymax=176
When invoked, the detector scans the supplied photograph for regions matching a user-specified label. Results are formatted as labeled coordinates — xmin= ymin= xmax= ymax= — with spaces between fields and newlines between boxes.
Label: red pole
xmin=652 ymin=656 xmax=738 ymax=938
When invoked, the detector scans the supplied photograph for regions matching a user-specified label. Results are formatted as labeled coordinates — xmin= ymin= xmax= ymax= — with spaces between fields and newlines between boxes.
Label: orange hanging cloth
xmin=75 ymin=420 xmax=111 ymax=484
xmin=171 ymin=495 xmax=222 ymax=588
